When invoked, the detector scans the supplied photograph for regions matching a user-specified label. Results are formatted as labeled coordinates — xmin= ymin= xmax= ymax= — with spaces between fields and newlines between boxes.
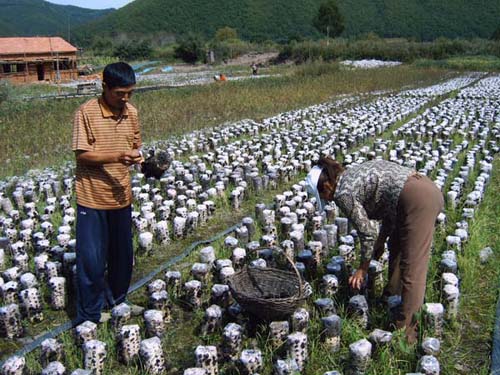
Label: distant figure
xmin=251 ymin=62 xmax=258 ymax=75
xmin=213 ymin=73 xmax=227 ymax=82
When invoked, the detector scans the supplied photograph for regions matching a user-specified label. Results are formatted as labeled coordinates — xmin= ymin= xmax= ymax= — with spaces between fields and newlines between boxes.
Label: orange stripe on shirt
xmin=72 ymin=97 xmax=142 ymax=209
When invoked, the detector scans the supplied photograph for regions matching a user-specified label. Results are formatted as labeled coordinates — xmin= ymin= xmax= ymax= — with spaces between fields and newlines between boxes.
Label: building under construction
xmin=0 ymin=37 xmax=78 ymax=84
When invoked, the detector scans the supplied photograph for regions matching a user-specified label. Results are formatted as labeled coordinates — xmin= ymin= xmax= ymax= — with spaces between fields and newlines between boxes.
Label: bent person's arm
xmin=336 ymin=194 xmax=378 ymax=289
xmin=338 ymin=195 xmax=379 ymax=263
xmin=373 ymin=220 xmax=392 ymax=260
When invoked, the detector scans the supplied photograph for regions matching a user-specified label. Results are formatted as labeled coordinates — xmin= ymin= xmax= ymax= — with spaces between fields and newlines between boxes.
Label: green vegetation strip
xmin=441 ymin=156 xmax=500 ymax=374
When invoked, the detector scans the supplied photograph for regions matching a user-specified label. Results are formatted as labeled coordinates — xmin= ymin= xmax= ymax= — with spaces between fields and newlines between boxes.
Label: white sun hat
xmin=305 ymin=165 xmax=325 ymax=212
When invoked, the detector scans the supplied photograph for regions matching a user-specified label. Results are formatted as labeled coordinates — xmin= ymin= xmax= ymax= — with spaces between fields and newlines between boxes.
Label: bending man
xmin=306 ymin=156 xmax=444 ymax=342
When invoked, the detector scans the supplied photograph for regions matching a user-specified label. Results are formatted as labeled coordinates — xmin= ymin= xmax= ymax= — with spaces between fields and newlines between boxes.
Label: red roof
xmin=0 ymin=37 xmax=77 ymax=55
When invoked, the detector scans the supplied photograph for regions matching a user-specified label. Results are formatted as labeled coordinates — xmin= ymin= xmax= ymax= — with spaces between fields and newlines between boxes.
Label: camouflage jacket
xmin=334 ymin=160 xmax=413 ymax=263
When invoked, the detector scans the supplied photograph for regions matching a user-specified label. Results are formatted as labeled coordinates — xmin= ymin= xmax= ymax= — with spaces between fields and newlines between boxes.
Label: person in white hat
xmin=306 ymin=156 xmax=444 ymax=343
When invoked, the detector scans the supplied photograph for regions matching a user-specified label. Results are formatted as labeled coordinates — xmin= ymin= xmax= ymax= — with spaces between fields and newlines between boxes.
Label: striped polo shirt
xmin=72 ymin=97 xmax=142 ymax=209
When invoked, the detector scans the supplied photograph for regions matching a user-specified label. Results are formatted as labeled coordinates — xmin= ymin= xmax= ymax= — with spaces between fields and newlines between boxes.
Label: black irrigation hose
xmin=0 ymin=223 xmax=240 ymax=367
xmin=1 ymin=321 xmax=74 ymax=364
xmin=127 ymin=223 xmax=240 ymax=294
xmin=491 ymin=286 xmax=500 ymax=374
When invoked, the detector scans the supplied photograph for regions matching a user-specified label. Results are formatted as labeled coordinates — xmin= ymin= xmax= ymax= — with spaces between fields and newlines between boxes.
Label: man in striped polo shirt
xmin=72 ymin=62 xmax=142 ymax=324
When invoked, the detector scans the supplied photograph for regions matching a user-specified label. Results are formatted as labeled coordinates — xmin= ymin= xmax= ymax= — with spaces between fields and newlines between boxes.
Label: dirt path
xmin=167 ymin=52 xmax=279 ymax=72
xmin=223 ymin=51 xmax=279 ymax=66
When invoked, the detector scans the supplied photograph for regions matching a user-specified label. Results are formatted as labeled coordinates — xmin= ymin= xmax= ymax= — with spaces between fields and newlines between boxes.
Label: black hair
xmin=102 ymin=62 xmax=136 ymax=88
xmin=317 ymin=156 xmax=344 ymax=195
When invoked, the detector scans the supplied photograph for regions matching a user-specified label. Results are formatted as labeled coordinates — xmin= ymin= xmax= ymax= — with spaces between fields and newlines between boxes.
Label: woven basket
xmin=227 ymin=246 xmax=306 ymax=321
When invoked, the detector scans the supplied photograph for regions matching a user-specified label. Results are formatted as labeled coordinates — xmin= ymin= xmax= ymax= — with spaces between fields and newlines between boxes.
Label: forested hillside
xmin=0 ymin=0 xmax=113 ymax=38
xmin=2 ymin=0 xmax=499 ymax=43
xmin=74 ymin=0 xmax=500 ymax=43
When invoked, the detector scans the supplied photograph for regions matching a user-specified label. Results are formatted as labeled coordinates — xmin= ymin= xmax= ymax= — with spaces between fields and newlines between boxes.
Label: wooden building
xmin=0 ymin=37 xmax=78 ymax=84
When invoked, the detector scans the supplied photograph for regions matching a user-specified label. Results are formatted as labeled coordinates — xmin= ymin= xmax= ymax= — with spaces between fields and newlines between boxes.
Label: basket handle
xmin=246 ymin=245 xmax=304 ymax=296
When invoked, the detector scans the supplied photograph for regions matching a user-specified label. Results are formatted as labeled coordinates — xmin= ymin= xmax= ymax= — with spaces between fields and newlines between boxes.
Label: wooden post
xmin=24 ymin=52 xmax=28 ymax=83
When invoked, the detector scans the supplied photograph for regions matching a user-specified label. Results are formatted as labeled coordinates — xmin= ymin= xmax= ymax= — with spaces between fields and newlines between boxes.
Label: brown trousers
xmin=384 ymin=174 xmax=444 ymax=338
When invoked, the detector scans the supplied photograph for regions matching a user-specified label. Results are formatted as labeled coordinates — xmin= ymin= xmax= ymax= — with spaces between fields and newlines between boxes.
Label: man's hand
xmin=348 ymin=260 xmax=370 ymax=290
xmin=119 ymin=149 xmax=143 ymax=166
xmin=141 ymin=150 xmax=171 ymax=179
xmin=76 ymin=150 xmax=142 ymax=166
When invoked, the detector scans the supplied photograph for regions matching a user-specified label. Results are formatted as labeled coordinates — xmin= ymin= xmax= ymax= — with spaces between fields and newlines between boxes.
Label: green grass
xmin=0 ymin=65 xmax=450 ymax=179
xmin=78 ymin=54 xmax=120 ymax=68
xmin=438 ymin=156 xmax=500 ymax=374
xmin=293 ymin=61 xmax=341 ymax=77
xmin=413 ymin=55 xmax=500 ymax=71
xmin=1 ymin=82 xmax=68 ymax=99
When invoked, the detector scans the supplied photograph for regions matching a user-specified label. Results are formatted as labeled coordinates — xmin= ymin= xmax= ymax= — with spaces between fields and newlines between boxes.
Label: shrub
xmin=355 ymin=32 xmax=382 ymax=41
xmin=278 ymin=38 xmax=500 ymax=64
xmin=90 ymin=38 xmax=114 ymax=55
xmin=152 ymin=45 xmax=177 ymax=62
xmin=293 ymin=60 xmax=340 ymax=77
xmin=214 ymin=27 xmax=238 ymax=42
xmin=113 ymin=40 xmax=153 ymax=60
xmin=492 ymin=26 xmax=500 ymax=41
xmin=0 ymin=81 xmax=11 ymax=104
xmin=209 ymin=39 xmax=254 ymax=62
xmin=174 ymin=33 xmax=206 ymax=63
xmin=413 ymin=56 xmax=500 ymax=71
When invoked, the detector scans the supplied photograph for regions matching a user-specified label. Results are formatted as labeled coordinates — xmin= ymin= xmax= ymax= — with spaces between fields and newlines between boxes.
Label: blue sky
xmin=47 ymin=0 xmax=134 ymax=9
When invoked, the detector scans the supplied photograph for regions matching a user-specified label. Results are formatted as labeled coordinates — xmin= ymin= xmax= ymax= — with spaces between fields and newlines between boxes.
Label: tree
xmin=174 ymin=33 xmax=206 ymax=63
xmin=113 ymin=40 xmax=152 ymax=60
xmin=492 ymin=25 xmax=500 ymax=41
xmin=313 ymin=0 xmax=344 ymax=41
xmin=215 ymin=27 xmax=238 ymax=42
xmin=91 ymin=37 xmax=113 ymax=54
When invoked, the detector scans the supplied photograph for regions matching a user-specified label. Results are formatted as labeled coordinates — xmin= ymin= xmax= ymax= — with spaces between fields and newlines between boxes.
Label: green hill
xmin=2 ymin=0 xmax=499 ymax=44
xmin=75 ymin=0 xmax=321 ymax=43
xmin=340 ymin=0 xmax=500 ymax=41
xmin=0 ymin=0 xmax=113 ymax=39
xmin=74 ymin=0 xmax=500 ymax=43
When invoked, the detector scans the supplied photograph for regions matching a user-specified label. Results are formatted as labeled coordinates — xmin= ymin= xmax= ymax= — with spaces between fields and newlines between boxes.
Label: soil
xmin=223 ymin=51 xmax=280 ymax=66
